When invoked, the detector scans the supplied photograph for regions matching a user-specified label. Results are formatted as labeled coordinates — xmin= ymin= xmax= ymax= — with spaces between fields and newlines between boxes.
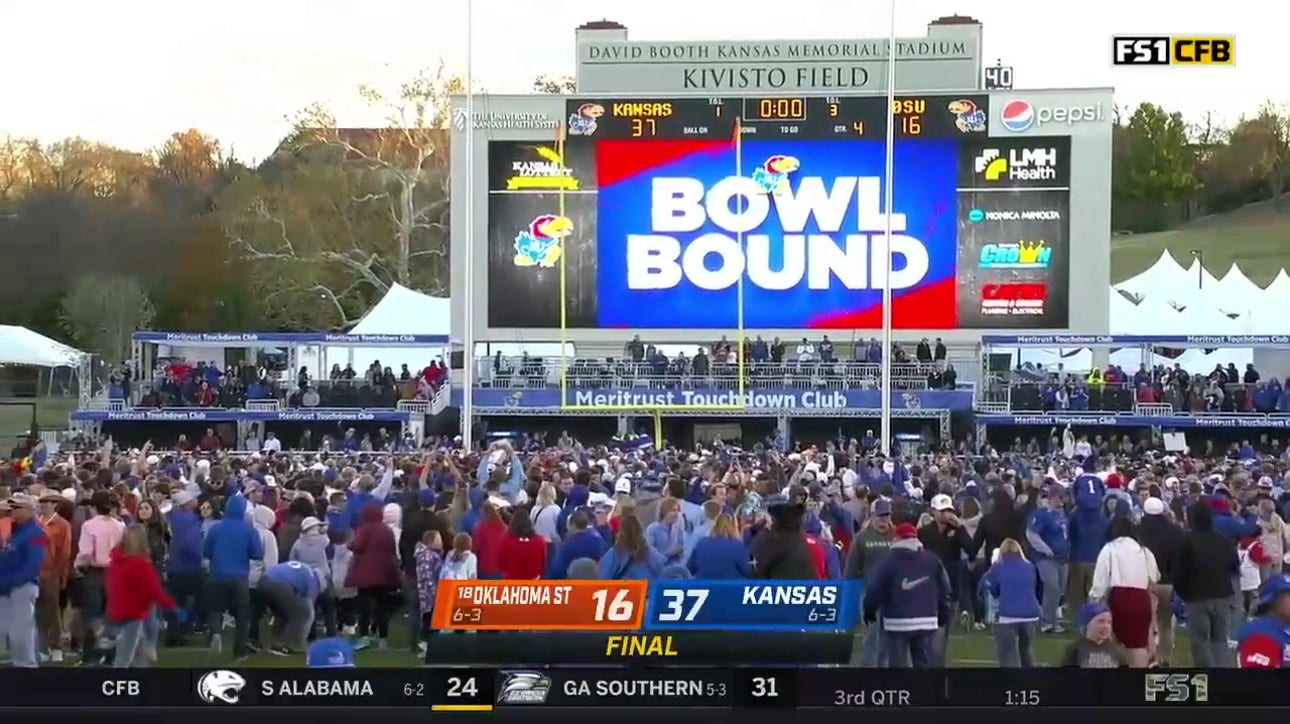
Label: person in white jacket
xmin=1089 ymin=517 xmax=1159 ymax=668
xmin=246 ymin=505 xmax=280 ymax=652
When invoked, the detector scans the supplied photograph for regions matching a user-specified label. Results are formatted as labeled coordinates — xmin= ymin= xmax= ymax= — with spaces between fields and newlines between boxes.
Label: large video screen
xmin=486 ymin=98 xmax=1070 ymax=329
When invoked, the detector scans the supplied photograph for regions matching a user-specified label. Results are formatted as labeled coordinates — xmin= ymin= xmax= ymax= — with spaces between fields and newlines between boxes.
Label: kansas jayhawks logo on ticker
xmin=513 ymin=214 xmax=571 ymax=268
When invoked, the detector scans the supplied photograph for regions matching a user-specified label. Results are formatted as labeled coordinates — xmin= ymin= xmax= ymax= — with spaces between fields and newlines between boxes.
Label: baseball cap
xmin=893 ymin=522 xmax=918 ymax=539
xmin=417 ymin=489 xmax=437 ymax=507
xmin=614 ymin=477 xmax=632 ymax=494
xmin=1142 ymin=498 xmax=1166 ymax=516
xmin=306 ymin=637 xmax=356 ymax=668
xmin=172 ymin=491 xmax=197 ymax=507
xmin=1258 ymin=573 xmax=1290 ymax=606
xmin=871 ymin=499 xmax=892 ymax=517
xmin=301 ymin=516 xmax=324 ymax=533
xmin=929 ymin=494 xmax=955 ymax=512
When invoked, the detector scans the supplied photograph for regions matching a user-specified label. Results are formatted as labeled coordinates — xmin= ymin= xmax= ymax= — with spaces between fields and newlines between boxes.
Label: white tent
xmin=1212 ymin=262 xmax=1265 ymax=315
xmin=292 ymin=284 xmax=451 ymax=377
xmin=1117 ymin=250 xmax=1186 ymax=292
xmin=0 ymin=325 xmax=85 ymax=368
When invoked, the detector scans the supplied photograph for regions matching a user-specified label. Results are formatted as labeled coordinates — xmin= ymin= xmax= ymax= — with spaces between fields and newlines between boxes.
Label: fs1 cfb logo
xmin=1113 ymin=36 xmax=1234 ymax=65
xmin=974 ymin=147 xmax=1059 ymax=183
xmin=999 ymin=100 xmax=1105 ymax=132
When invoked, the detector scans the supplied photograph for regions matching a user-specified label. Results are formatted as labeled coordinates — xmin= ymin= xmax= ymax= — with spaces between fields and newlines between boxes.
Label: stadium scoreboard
xmin=567 ymin=94 xmax=990 ymax=140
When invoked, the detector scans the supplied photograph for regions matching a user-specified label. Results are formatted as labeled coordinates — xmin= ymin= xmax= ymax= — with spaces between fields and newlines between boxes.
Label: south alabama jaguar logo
xmin=513 ymin=214 xmax=572 ymax=268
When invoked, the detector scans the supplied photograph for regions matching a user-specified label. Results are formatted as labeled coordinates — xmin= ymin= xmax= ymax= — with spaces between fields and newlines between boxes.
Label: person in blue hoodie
xmin=687 ymin=513 xmax=752 ymax=579
xmin=457 ymin=487 xmax=487 ymax=536
xmin=202 ymin=494 xmax=263 ymax=659
xmin=547 ymin=511 xmax=607 ymax=578
xmin=556 ymin=483 xmax=590 ymax=540
xmin=0 ymin=495 xmax=47 ymax=668
xmin=257 ymin=560 xmax=324 ymax=655
xmin=1025 ymin=484 xmax=1070 ymax=633
xmin=165 ymin=491 xmax=205 ymax=644
xmin=862 ymin=522 xmax=951 ymax=669
xmin=646 ymin=499 xmax=687 ymax=564
xmin=1067 ymin=474 xmax=1109 ymax=613
xmin=597 ymin=515 xmax=666 ymax=580
xmin=980 ymin=538 xmax=1041 ymax=667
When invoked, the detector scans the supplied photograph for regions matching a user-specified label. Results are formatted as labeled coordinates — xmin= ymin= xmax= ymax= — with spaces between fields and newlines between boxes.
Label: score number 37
xmin=591 ymin=588 xmax=709 ymax=622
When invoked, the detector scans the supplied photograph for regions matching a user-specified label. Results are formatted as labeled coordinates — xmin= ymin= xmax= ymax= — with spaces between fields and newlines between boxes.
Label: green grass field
xmin=0 ymin=396 xmax=77 ymax=440
xmin=1110 ymin=200 xmax=1290 ymax=286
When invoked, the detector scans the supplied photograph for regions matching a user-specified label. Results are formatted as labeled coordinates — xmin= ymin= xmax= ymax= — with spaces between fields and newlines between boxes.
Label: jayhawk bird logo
xmin=504 ymin=390 xmax=524 ymax=408
xmin=750 ymin=155 xmax=800 ymax=195
xmin=513 ymin=214 xmax=572 ymax=267
xmin=902 ymin=392 xmax=922 ymax=409
xmin=948 ymin=99 xmax=987 ymax=133
xmin=567 ymin=103 xmax=605 ymax=136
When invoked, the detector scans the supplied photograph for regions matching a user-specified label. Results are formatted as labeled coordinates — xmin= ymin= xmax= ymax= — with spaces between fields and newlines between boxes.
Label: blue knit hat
xmin=1074 ymin=601 xmax=1110 ymax=632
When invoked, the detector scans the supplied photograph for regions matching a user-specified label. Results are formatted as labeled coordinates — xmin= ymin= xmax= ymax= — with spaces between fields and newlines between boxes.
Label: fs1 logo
xmin=1144 ymin=673 xmax=1209 ymax=703
xmin=979 ymin=241 xmax=1051 ymax=269
xmin=973 ymin=148 xmax=1059 ymax=183
xmin=627 ymin=157 xmax=930 ymax=292
xmin=1113 ymin=36 xmax=1234 ymax=65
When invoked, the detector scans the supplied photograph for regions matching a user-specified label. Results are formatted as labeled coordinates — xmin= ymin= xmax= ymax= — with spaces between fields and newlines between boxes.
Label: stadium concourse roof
xmin=0 ymin=325 xmax=85 ymax=368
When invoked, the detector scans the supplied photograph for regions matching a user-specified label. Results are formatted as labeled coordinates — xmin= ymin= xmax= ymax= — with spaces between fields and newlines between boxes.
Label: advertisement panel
xmin=487 ymin=141 xmax=598 ymax=328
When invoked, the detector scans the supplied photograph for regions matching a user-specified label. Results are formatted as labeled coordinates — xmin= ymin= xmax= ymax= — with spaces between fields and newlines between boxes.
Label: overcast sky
xmin=0 ymin=0 xmax=1277 ymax=161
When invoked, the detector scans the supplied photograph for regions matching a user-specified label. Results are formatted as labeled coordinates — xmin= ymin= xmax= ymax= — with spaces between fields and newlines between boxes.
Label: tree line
xmin=0 ymin=66 xmax=1284 ymax=361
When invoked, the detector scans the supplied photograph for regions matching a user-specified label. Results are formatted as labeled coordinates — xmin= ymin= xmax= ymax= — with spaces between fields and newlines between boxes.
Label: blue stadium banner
xmin=979 ymin=413 xmax=1290 ymax=428
xmin=640 ymin=580 xmax=859 ymax=631
xmin=131 ymin=331 xmax=449 ymax=346
xmin=70 ymin=408 xmax=412 ymax=423
xmin=982 ymin=333 xmax=1290 ymax=347
xmin=463 ymin=388 xmax=973 ymax=411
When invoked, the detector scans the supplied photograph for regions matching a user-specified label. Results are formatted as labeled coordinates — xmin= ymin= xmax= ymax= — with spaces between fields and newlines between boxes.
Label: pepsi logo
xmin=1000 ymin=100 xmax=1035 ymax=132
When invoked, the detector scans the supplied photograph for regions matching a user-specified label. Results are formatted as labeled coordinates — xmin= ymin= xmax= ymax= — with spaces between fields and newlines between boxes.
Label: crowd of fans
xmin=3 ymin=426 xmax=1290 ymax=670
xmin=486 ymin=335 xmax=962 ymax=392
xmin=109 ymin=359 xmax=449 ymax=409
xmin=1005 ymin=361 xmax=1290 ymax=414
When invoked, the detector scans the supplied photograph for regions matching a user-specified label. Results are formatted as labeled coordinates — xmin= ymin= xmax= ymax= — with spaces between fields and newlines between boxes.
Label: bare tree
xmin=60 ymin=273 xmax=156 ymax=361
xmin=532 ymin=74 xmax=577 ymax=94
xmin=223 ymin=63 xmax=460 ymax=328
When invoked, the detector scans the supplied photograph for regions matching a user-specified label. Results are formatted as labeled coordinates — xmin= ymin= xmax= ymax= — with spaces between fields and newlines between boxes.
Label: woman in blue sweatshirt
xmin=645 ymin=499 xmax=687 ymax=564
xmin=980 ymin=538 xmax=1041 ymax=667
xmin=596 ymin=516 xmax=665 ymax=581
xmin=687 ymin=514 xmax=753 ymax=579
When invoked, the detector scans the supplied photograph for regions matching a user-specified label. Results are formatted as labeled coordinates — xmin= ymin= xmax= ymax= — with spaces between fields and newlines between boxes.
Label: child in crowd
xmin=1060 ymin=601 xmax=1127 ymax=668
xmin=413 ymin=530 xmax=444 ymax=655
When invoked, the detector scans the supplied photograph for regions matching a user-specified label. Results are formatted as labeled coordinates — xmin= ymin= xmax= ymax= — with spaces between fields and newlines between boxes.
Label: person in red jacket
xmin=472 ymin=503 xmax=508 ymax=580
xmin=345 ymin=503 xmax=401 ymax=650
xmin=499 ymin=511 xmax=547 ymax=580
xmin=106 ymin=525 xmax=176 ymax=668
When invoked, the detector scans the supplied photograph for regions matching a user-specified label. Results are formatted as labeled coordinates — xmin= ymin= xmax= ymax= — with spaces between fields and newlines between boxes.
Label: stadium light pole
xmin=460 ymin=0 xmax=476 ymax=451
xmin=879 ymin=5 xmax=897 ymax=456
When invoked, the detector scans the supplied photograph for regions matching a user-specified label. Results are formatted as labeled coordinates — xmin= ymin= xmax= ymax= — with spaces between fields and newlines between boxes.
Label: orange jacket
xmin=39 ymin=514 xmax=73 ymax=587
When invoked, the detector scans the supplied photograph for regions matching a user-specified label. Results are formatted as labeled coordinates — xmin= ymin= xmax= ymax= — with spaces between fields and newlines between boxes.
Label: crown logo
xmin=1017 ymin=240 xmax=1049 ymax=265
